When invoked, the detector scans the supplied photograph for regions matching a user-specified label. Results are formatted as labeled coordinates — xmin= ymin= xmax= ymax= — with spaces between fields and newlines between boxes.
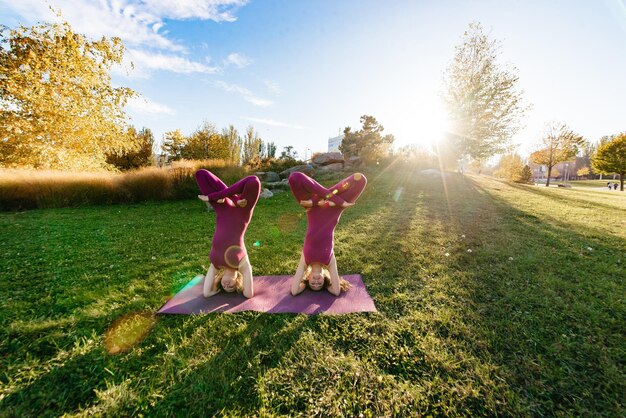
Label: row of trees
xmin=161 ymin=123 xmax=277 ymax=167
xmin=443 ymin=22 xmax=624 ymax=190
xmin=492 ymin=130 xmax=625 ymax=190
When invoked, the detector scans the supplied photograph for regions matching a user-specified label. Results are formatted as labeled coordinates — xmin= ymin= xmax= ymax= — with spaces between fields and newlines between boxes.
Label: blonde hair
xmin=302 ymin=265 xmax=352 ymax=292
xmin=214 ymin=268 xmax=244 ymax=293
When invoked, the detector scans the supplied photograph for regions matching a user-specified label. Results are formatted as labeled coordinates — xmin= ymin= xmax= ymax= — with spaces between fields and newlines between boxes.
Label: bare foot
xmin=299 ymin=199 xmax=313 ymax=208
xmin=341 ymin=201 xmax=354 ymax=208
xmin=198 ymin=195 xmax=209 ymax=202
xmin=236 ymin=198 xmax=248 ymax=208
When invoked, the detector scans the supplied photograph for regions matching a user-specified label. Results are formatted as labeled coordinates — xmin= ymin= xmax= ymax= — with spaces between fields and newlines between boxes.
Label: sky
xmin=1 ymin=0 xmax=625 ymax=159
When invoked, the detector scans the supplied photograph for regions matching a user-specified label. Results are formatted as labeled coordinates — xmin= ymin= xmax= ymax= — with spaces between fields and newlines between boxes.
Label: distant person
xmin=614 ymin=183 xmax=619 ymax=190
xmin=607 ymin=182 xmax=612 ymax=190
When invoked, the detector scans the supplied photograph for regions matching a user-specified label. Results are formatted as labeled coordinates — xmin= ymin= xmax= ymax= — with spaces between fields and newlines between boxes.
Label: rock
xmin=259 ymin=188 xmax=274 ymax=198
xmin=312 ymin=152 xmax=344 ymax=166
xmin=318 ymin=162 xmax=344 ymax=171
xmin=279 ymin=164 xmax=315 ymax=178
xmin=346 ymin=156 xmax=363 ymax=167
xmin=255 ymin=171 xmax=280 ymax=182
xmin=266 ymin=178 xmax=290 ymax=190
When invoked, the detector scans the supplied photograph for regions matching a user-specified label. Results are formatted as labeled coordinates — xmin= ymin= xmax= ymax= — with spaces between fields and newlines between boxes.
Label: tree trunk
xmin=546 ymin=166 xmax=552 ymax=187
xmin=621 ymin=173 xmax=624 ymax=191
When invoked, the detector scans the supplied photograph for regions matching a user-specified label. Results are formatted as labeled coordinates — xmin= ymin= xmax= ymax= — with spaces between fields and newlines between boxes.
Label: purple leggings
xmin=195 ymin=170 xmax=261 ymax=268
xmin=288 ymin=172 xmax=367 ymax=265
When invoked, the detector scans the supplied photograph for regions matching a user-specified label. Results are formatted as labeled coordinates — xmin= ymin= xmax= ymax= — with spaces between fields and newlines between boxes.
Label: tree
xmin=106 ymin=127 xmax=154 ymax=170
xmin=183 ymin=121 xmax=230 ymax=160
xmin=242 ymin=126 xmax=262 ymax=166
xmin=161 ymin=129 xmax=187 ymax=161
xmin=0 ymin=20 xmax=135 ymax=169
xmin=221 ymin=125 xmax=242 ymax=165
xmin=592 ymin=133 xmax=626 ymax=191
xmin=340 ymin=115 xmax=394 ymax=163
xmin=265 ymin=141 xmax=277 ymax=159
xmin=530 ymin=122 xmax=584 ymax=187
xmin=494 ymin=153 xmax=526 ymax=182
xmin=443 ymin=22 xmax=529 ymax=166
xmin=520 ymin=165 xmax=532 ymax=183
xmin=576 ymin=166 xmax=590 ymax=179
xmin=279 ymin=145 xmax=298 ymax=161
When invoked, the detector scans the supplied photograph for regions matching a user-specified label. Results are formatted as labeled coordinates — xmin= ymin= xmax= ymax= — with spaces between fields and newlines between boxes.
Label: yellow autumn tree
xmin=0 ymin=20 xmax=135 ymax=170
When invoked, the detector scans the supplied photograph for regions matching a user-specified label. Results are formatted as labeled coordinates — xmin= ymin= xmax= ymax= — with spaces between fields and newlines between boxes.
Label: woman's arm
xmin=290 ymin=252 xmax=307 ymax=296
xmin=203 ymin=264 xmax=221 ymax=298
xmin=326 ymin=253 xmax=341 ymax=296
xmin=238 ymin=255 xmax=254 ymax=299
xmin=206 ymin=176 xmax=261 ymax=204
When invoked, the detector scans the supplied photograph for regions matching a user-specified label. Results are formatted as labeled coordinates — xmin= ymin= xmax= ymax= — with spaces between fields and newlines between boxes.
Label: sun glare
xmin=394 ymin=97 xmax=450 ymax=149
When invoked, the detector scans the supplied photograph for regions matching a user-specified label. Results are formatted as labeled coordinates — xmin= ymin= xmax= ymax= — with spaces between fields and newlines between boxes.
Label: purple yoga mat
xmin=158 ymin=274 xmax=377 ymax=315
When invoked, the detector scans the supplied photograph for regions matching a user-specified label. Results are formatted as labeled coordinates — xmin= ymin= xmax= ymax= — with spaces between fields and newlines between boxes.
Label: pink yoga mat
xmin=158 ymin=274 xmax=377 ymax=315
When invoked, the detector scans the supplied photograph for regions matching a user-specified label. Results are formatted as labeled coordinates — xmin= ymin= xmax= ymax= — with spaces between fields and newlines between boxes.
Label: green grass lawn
xmin=1 ymin=168 xmax=624 ymax=417
xmin=568 ymin=179 xmax=623 ymax=189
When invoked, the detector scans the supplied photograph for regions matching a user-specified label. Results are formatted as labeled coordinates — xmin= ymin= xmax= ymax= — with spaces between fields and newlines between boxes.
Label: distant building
xmin=328 ymin=135 xmax=343 ymax=153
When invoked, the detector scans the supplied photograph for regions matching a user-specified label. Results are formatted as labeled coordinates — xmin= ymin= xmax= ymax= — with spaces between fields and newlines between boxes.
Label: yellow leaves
xmin=1 ymin=20 xmax=135 ymax=170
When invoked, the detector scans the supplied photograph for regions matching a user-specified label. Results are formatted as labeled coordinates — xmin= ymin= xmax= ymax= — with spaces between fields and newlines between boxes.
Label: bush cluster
xmin=0 ymin=160 xmax=246 ymax=211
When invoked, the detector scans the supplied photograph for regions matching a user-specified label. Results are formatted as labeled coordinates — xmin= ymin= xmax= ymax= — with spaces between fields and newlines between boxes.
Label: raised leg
xmin=206 ymin=176 xmax=261 ymax=206
xmin=288 ymin=172 xmax=346 ymax=206
xmin=327 ymin=173 xmax=367 ymax=204
xmin=195 ymin=169 xmax=227 ymax=196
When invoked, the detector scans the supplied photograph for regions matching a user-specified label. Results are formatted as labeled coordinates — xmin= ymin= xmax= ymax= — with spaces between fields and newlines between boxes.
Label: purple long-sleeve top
xmin=288 ymin=172 xmax=367 ymax=265
xmin=195 ymin=170 xmax=261 ymax=268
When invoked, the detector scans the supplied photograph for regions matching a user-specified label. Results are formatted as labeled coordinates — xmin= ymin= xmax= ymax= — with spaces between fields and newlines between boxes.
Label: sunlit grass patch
xmin=1 ymin=168 xmax=624 ymax=416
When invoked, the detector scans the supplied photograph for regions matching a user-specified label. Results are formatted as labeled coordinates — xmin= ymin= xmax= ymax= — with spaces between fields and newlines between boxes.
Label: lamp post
xmin=565 ymin=163 xmax=569 ymax=184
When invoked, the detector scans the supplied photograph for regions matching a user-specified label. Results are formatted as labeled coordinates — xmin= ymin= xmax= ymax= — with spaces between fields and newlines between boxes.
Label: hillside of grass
xmin=1 ymin=168 xmax=624 ymax=416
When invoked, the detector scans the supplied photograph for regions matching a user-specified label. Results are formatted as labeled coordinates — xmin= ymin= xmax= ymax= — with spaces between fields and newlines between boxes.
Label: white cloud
xmin=264 ymin=80 xmax=282 ymax=95
xmin=124 ymin=49 xmax=220 ymax=76
xmin=242 ymin=117 xmax=307 ymax=129
xmin=223 ymin=53 xmax=252 ymax=69
xmin=142 ymin=0 xmax=248 ymax=22
xmin=0 ymin=0 xmax=247 ymax=76
xmin=0 ymin=0 xmax=183 ymax=51
xmin=126 ymin=96 xmax=176 ymax=115
xmin=213 ymin=81 xmax=273 ymax=107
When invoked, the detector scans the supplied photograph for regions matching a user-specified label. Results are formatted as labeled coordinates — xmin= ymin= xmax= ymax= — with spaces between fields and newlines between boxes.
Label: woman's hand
xmin=299 ymin=199 xmax=313 ymax=208
xmin=198 ymin=194 xmax=209 ymax=202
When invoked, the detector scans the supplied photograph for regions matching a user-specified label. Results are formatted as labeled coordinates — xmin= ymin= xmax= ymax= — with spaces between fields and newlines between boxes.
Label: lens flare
xmin=224 ymin=245 xmax=244 ymax=268
xmin=104 ymin=312 xmax=156 ymax=354
xmin=393 ymin=186 xmax=404 ymax=202
xmin=278 ymin=213 xmax=299 ymax=233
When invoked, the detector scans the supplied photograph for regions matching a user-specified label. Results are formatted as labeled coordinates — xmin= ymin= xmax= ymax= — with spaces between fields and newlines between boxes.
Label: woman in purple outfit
xmin=288 ymin=171 xmax=367 ymax=296
xmin=195 ymin=169 xmax=261 ymax=299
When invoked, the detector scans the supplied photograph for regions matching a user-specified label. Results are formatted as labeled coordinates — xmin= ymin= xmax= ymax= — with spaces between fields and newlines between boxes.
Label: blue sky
xmin=2 ymin=0 xmax=625 ymax=159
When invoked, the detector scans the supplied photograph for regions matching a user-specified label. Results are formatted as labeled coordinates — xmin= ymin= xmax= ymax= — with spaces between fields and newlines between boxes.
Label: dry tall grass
xmin=0 ymin=159 xmax=247 ymax=210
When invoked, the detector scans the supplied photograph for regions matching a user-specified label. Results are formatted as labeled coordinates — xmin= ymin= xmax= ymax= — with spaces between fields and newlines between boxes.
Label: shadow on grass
xmin=147 ymin=313 xmax=313 ymax=415
xmin=417 ymin=176 xmax=625 ymax=415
